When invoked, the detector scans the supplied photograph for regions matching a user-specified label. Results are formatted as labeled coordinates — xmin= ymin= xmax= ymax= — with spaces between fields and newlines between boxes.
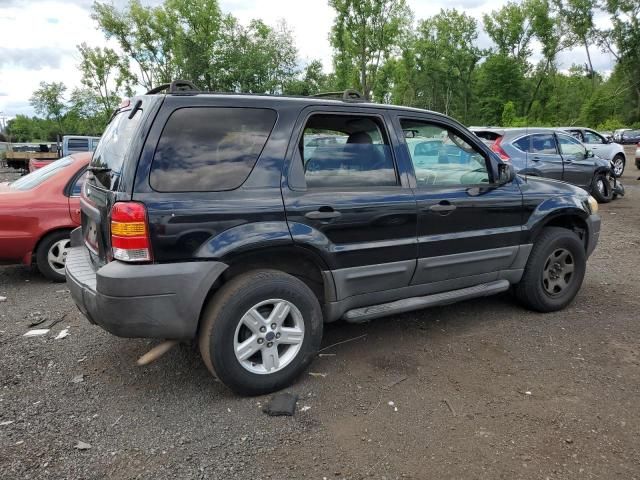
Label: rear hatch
xmin=81 ymin=98 xmax=158 ymax=268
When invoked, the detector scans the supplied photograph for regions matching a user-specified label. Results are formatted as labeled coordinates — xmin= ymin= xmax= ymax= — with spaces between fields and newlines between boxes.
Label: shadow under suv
xmin=66 ymin=83 xmax=601 ymax=395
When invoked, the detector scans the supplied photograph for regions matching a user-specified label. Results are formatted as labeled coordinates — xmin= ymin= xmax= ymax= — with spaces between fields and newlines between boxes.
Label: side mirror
xmin=585 ymin=149 xmax=595 ymax=159
xmin=498 ymin=162 xmax=515 ymax=184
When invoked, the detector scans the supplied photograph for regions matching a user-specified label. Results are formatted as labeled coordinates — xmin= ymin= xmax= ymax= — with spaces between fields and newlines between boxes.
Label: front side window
xmin=401 ymin=119 xmax=490 ymax=186
xmin=557 ymin=134 xmax=587 ymax=157
xmin=150 ymin=107 xmax=277 ymax=192
xmin=300 ymin=114 xmax=397 ymax=188
xmin=513 ymin=134 xmax=558 ymax=154
xmin=583 ymin=130 xmax=605 ymax=144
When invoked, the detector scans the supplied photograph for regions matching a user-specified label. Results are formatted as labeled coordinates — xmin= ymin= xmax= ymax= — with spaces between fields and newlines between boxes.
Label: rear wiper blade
xmin=87 ymin=166 xmax=111 ymax=173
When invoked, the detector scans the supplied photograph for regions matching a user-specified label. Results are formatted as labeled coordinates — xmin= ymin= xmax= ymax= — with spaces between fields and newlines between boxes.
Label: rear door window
xmin=513 ymin=134 xmax=558 ymax=154
xmin=150 ymin=107 xmax=277 ymax=192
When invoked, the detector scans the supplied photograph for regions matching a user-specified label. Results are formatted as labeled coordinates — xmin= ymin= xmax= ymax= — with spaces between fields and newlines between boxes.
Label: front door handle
xmin=305 ymin=208 xmax=341 ymax=220
xmin=428 ymin=201 xmax=456 ymax=214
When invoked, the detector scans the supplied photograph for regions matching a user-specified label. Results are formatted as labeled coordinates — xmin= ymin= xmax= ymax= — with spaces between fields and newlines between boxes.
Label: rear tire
xmin=516 ymin=227 xmax=586 ymax=313
xmin=199 ymin=270 xmax=323 ymax=396
xmin=35 ymin=231 xmax=71 ymax=282
xmin=591 ymin=172 xmax=613 ymax=203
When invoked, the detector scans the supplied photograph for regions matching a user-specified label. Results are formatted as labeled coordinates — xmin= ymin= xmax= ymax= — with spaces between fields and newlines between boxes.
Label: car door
xmin=282 ymin=107 xmax=418 ymax=300
xmin=512 ymin=133 xmax=564 ymax=181
xmin=556 ymin=133 xmax=592 ymax=188
xmin=392 ymin=114 xmax=525 ymax=292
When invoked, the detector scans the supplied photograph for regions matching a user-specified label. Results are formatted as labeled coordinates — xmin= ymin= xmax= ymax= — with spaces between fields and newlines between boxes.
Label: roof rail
xmin=146 ymin=80 xmax=200 ymax=95
xmin=311 ymin=89 xmax=366 ymax=102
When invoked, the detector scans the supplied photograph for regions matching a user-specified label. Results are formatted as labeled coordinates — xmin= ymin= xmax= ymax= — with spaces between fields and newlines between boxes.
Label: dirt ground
xmin=1 ymin=161 xmax=639 ymax=480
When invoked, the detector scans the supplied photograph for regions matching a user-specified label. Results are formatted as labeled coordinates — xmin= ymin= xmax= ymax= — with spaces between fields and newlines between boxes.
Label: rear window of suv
xmin=150 ymin=107 xmax=277 ymax=192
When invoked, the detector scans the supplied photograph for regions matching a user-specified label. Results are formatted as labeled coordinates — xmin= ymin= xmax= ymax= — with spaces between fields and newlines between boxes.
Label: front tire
xmin=36 ymin=231 xmax=71 ymax=282
xmin=611 ymin=154 xmax=625 ymax=177
xmin=591 ymin=172 xmax=613 ymax=203
xmin=198 ymin=270 xmax=323 ymax=396
xmin=516 ymin=227 xmax=586 ymax=313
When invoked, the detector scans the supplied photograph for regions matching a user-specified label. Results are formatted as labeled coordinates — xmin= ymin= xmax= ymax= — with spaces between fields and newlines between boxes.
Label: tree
xmin=501 ymin=101 xmax=517 ymax=126
xmin=483 ymin=2 xmax=533 ymax=62
xmin=554 ymin=0 xmax=598 ymax=84
xmin=329 ymin=0 xmax=412 ymax=100
xmin=77 ymin=43 xmax=133 ymax=120
xmin=29 ymin=82 xmax=66 ymax=132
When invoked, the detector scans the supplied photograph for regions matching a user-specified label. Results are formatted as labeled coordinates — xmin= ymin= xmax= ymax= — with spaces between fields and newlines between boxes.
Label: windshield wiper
xmin=87 ymin=166 xmax=111 ymax=173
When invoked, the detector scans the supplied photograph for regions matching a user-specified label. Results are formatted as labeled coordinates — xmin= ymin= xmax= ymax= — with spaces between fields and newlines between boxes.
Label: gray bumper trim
xmin=66 ymin=246 xmax=227 ymax=339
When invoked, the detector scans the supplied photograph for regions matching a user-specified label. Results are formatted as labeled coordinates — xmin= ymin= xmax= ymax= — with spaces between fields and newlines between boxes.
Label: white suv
xmin=559 ymin=127 xmax=627 ymax=177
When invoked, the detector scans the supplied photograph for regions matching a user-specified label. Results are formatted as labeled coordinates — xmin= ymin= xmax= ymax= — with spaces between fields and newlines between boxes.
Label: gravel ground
xmin=1 ymin=163 xmax=639 ymax=479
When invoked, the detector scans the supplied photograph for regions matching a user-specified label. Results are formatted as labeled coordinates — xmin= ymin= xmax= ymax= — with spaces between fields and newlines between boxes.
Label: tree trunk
xmin=583 ymin=35 xmax=594 ymax=89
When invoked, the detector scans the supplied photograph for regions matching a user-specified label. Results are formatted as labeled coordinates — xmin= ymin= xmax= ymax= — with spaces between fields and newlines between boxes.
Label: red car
xmin=0 ymin=153 xmax=90 ymax=281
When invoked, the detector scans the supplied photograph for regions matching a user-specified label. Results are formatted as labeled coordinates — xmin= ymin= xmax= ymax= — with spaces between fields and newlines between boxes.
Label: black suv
xmin=66 ymin=83 xmax=601 ymax=395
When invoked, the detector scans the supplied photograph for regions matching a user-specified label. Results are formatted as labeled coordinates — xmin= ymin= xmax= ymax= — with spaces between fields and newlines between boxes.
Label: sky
xmin=0 ymin=0 xmax=619 ymax=121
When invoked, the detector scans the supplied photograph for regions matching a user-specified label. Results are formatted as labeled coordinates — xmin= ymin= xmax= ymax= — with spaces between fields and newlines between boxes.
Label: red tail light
xmin=491 ymin=136 xmax=510 ymax=161
xmin=110 ymin=202 xmax=151 ymax=262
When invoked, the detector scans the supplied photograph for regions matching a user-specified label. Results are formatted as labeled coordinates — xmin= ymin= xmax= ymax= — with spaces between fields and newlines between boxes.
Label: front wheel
xmin=198 ymin=270 xmax=323 ymax=396
xmin=515 ymin=227 xmax=586 ymax=312
xmin=611 ymin=154 xmax=625 ymax=177
xmin=591 ymin=172 xmax=613 ymax=203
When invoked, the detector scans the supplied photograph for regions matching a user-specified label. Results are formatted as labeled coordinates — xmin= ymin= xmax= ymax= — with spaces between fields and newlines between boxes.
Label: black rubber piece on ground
xmin=263 ymin=392 xmax=299 ymax=416
xmin=199 ymin=269 xmax=323 ymax=396
xmin=516 ymin=227 xmax=586 ymax=313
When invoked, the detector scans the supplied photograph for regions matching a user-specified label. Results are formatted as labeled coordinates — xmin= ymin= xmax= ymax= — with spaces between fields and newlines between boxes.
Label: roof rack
xmin=146 ymin=80 xmax=200 ymax=95
xmin=311 ymin=89 xmax=366 ymax=103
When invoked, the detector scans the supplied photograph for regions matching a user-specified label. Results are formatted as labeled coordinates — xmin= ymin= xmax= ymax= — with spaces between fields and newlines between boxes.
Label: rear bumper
xmin=66 ymin=240 xmax=227 ymax=339
xmin=586 ymin=214 xmax=600 ymax=258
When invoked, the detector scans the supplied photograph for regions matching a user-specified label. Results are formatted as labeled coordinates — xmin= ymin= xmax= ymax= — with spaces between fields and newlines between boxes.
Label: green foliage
xmin=329 ymin=0 xmax=412 ymax=100
xmin=29 ymin=82 xmax=67 ymax=130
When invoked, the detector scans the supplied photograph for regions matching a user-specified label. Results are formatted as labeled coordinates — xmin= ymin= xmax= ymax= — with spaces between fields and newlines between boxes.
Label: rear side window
xmin=11 ymin=156 xmax=73 ymax=191
xmin=150 ymin=107 xmax=277 ymax=192
xmin=513 ymin=134 xmax=558 ymax=154
xmin=68 ymin=139 xmax=89 ymax=151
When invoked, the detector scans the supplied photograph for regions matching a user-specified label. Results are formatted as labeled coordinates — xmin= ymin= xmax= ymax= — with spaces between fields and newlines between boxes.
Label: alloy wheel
xmin=233 ymin=299 xmax=305 ymax=375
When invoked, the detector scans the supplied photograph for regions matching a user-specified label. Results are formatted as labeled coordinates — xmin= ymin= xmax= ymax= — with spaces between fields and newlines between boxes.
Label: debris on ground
xmin=74 ymin=441 xmax=92 ymax=450
xmin=383 ymin=375 xmax=408 ymax=390
xmin=317 ymin=333 xmax=367 ymax=353
xmin=71 ymin=374 xmax=84 ymax=384
xmin=263 ymin=392 xmax=298 ymax=416
xmin=23 ymin=329 xmax=49 ymax=337
xmin=443 ymin=398 xmax=457 ymax=416
xmin=55 ymin=328 xmax=69 ymax=340
xmin=136 ymin=340 xmax=179 ymax=365
xmin=308 ymin=372 xmax=327 ymax=377
xmin=1 ymin=420 xmax=15 ymax=426
xmin=0 ymin=296 xmax=7 ymax=302
xmin=299 ymin=406 xmax=311 ymax=412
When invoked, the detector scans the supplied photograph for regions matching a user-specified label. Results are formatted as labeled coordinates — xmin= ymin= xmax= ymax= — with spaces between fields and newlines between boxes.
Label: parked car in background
xmin=613 ymin=129 xmax=631 ymax=142
xmin=0 ymin=153 xmax=89 ymax=281
xmin=66 ymin=84 xmax=600 ymax=395
xmin=635 ymin=143 xmax=640 ymax=170
xmin=471 ymin=127 xmax=620 ymax=203
xmin=558 ymin=127 xmax=627 ymax=177
xmin=619 ymin=129 xmax=640 ymax=145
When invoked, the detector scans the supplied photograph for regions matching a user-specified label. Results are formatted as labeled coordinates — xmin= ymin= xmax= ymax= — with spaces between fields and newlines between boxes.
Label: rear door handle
xmin=428 ymin=201 xmax=456 ymax=213
xmin=305 ymin=208 xmax=341 ymax=220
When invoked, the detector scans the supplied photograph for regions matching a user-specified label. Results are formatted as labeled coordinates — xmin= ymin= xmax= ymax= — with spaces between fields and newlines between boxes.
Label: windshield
xmin=90 ymin=107 xmax=143 ymax=190
xmin=11 ymin=156 xmax=73 ymax=191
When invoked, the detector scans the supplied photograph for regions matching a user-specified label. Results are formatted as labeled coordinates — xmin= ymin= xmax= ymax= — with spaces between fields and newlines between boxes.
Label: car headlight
xmin=587 ymin=195 xmax=598 ymax=214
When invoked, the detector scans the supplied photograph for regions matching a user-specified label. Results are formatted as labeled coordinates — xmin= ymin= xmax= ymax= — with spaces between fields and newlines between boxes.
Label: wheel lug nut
xmin=275 ymin=333 xmax=281 ymax=339
xmin=267 ymin=342 xmax=273 ymax=348
xmin=259 ymin=326 xmax=266 ymax=333
xmin=271 ymin=323 xmax=277 ymax=330
xmin=257 ymin=338 xmax=264 ymax=344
